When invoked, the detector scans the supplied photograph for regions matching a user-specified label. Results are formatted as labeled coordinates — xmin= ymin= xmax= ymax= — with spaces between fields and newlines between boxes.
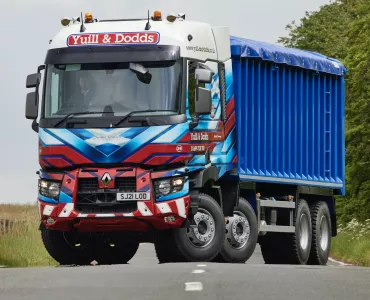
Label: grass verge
xmin=0 ymin=204 xmax=57 ymax=268
xmin=330 ymin=219 xmax=370 ymax=267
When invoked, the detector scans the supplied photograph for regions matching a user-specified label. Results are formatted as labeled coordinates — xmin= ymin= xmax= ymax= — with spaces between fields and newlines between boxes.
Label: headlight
xmin=154 ymin=177 xmax=185 ymax=197
xmin=38 ymin=179 xmax=61 ymax=199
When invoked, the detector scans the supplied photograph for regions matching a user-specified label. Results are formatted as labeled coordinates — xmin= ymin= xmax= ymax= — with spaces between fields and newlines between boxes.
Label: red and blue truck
xmin=25 ymin=11 xmax=346 ymax=265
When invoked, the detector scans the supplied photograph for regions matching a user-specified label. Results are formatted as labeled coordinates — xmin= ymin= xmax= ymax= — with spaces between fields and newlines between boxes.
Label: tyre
xmin=215 ymin=197 xmax=258 ymax=263
xmin=154 ymin=230 xmax=187 ymax=263
xmin=172 ymin=193 xmax=225 ymax=262
xmin=307 ymin=201 xmax=332 ymax=265
xmin=41 ymin=227 xmax=94 ymax=266
xmin=260 ymin=199 xmax=312 ymax=264
xmin=94 ymin=238 xmax=140 ymax=265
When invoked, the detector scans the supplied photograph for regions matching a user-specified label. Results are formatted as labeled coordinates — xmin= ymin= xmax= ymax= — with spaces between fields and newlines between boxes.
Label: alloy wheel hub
xmin=187 ymin=209 xmax=216 ymax=248
xmin=226 ymin=212 xmax=250 ymax=249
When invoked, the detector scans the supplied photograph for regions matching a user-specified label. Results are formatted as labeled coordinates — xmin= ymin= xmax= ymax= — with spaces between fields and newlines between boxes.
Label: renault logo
xmin=101 ymin=173 xmax=112 ymax=186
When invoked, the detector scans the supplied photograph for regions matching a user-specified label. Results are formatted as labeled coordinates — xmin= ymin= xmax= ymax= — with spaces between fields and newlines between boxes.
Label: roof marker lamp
xmin=166 ymin=13 xmax=177 ymax=23
xmin=61 ymin=17 xmax=72 ymax=26
xmin=61 ymin=16 xmax=80 ymax=26
xmin=85 ymin=13 xmax=93 ymax=23
xmin=152 ymin=10 xmax=162 ymax=21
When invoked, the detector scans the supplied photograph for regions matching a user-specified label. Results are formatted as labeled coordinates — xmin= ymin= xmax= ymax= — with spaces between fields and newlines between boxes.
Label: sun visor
xmin=45 ymin=45 xmax=180 ymax=65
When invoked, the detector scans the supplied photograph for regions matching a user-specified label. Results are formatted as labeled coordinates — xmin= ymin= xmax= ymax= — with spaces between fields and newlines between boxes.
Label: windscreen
xmin=43 ymin=60 xmax=182 ymax=118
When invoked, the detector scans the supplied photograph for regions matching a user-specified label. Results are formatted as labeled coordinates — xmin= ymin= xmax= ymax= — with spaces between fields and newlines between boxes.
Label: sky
xmin=0 ymin=0 xmax=330 ymax=204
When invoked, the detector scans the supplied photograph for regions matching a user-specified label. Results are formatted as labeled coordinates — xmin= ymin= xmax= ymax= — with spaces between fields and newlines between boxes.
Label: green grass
xmin=330 ymin=219 xmax=370 ymax=267
xmin=0 ymin=205 xmax=57 ymax=268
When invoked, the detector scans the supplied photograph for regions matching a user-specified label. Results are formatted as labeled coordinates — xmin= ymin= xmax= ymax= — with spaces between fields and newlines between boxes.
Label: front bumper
xmin=38 ymin=195 xmax=190 ymax=232
xmin=37 ymin=167 xmax=191 ymax=232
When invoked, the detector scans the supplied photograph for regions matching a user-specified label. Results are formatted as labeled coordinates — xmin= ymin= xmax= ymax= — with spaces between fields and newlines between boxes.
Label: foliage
xmin=331 ymin=219 xmax=370 ymax=266
xmin=279 ymin=0 xmax=370 ymax=223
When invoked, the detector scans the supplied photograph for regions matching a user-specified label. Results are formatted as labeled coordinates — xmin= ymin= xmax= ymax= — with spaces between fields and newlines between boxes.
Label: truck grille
xmin=76 ymin=177 xmax=138 ymax=214
xmin=78 ymin=178 xmax=99 ymax=192
xmin=115 ymin=177 xmax=136 ymax=192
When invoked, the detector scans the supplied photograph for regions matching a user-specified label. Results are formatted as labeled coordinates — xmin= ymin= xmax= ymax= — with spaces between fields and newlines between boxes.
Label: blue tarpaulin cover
xmin=230 ymin=36 xmax=347 ymax=76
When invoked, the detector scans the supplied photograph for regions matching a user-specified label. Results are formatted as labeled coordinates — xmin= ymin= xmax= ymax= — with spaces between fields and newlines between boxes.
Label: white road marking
xmin=192 ymin=269 xmax=205 ymax=274
xmin=185 ymin=282 xmax=203 ymax=291
xmin=328 ymin=257 xmax=353 ymax=266
xmin=197 ymin=264 xmax=207 ymax=267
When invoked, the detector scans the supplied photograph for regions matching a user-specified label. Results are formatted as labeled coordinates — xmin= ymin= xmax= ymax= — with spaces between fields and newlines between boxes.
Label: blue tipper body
xmin=229 ymin=36 xmax=347 ymax=195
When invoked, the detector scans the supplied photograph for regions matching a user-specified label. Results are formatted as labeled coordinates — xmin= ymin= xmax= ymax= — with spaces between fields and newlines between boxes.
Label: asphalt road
xmin=1 ymin=244 xmax=369 ymax=300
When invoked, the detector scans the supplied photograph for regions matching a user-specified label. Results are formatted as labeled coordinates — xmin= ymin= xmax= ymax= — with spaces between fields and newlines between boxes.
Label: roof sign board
xmin=66 ymin=32 xmax=160 ymax=47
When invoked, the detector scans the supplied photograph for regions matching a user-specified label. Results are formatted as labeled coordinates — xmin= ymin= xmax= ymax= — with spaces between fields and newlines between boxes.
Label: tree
xmin=278 ymin=0 xmax=351 ymax=61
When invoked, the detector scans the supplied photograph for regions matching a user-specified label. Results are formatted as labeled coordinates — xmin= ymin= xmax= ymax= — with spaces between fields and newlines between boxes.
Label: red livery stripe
xmin=170 ymin=156 xmax=192 ymax=163
xmin=44 ymin=158 xmax=72 ymax=168
xmin=124 ymin=144 xmax=216 ymax=163
xmin=145 ymin=156 xmax=174 ymax=165
xmin=217 ymin=121 xmax=224 ymax=130
xmin=224 ymin=112 xmax=236 ymax=137
xmin=179 ymin=131 xmax=225 ymax=143
xmin=226 ymin=96 xmax=235 ymax=119
xmin=41 ymin=146 xmax=93 ymax=164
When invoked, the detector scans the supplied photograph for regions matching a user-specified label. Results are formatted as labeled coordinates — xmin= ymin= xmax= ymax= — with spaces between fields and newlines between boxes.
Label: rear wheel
xmin=307 ymin=201 xmax=332 ymax=265
xmin=172 ymin=193 xmax=225 ymax=262
xmin=215 ymin=198 xmax=258 ymax=263
xmin=260 ymin=199 xmax=312 ymax=264
xmin=41 ymin=227 xmax=93 ymax=266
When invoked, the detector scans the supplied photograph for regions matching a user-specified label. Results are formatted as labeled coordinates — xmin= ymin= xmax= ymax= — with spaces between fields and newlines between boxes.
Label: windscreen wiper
xmin=54 ymin=111 xmax=110 ymax=128
xmin=114 ymin=110 xmax=171 ymax=127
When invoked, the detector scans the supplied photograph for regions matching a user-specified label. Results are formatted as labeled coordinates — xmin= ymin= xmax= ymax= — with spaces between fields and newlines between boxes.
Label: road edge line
xmin=328 ymin=256 xmax=354 ymax=266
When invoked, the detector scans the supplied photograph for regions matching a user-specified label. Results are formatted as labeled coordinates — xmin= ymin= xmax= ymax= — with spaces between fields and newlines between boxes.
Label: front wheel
xmin=172 ymin=193 xmax=225 ymax=262
xmin=215 ymin=197 xmax=258 ymax=263
xmin=154 ymin=230 xmax=187 ymax=263
xmin=41 ymin=227 xmax=93 ymax=266
xmin=94 ymin=238 xmax=140 ymax=265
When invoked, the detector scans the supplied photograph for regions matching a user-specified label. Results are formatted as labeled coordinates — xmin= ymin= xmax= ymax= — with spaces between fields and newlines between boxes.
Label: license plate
xmin=117 ymin=192 xmax=150 ymax=201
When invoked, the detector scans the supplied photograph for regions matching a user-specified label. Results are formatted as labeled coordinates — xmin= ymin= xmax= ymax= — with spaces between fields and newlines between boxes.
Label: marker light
xmin=85 ymin=12 xmax=93 ymax=23
xmin=153 ymin=10 xmax=162 ymax=21
xmin=61 ymin=17 xmax=72 ymax=26
xmin=166 ymin=13 xmax=177 ymax=23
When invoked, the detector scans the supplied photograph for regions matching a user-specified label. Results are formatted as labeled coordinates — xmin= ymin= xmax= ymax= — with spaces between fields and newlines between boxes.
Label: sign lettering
xmin=67 ymin=32 xmax=160 ymax=46
xmin=191 ymin=145 xmax=206 ymax=152
xmin=190 ymin=133 xmax=209 ymax=141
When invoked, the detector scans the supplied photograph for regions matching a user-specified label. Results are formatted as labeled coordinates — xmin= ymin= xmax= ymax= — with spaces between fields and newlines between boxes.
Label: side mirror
xmin=195 ymin=68 xmax=213 ymax=84
xmin=25 ymin=92 xmax=38 ymax=119
xmin=195 ymin=87 xmax=212 ymax=115
xmin=26 ymin=73 xmax=41 ymax=88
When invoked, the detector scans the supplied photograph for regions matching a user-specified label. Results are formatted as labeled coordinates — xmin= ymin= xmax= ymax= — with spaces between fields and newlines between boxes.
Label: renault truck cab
xmin=24 ymin=11 xmax=248 ymax=265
